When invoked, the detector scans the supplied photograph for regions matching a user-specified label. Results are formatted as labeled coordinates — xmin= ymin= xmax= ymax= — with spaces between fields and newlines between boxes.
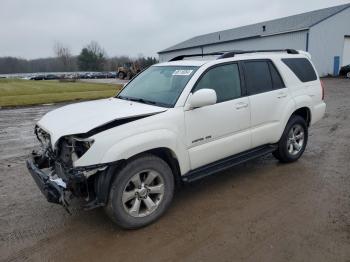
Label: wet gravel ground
xmin=0 ymin=78 xmax=349 ymax=262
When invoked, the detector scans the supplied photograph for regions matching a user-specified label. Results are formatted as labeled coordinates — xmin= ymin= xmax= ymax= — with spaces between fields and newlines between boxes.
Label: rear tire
xmin=273 ymin=115 xmax=308 ymax=163
xmin=105 ymin=154 xmax=174 ymax=229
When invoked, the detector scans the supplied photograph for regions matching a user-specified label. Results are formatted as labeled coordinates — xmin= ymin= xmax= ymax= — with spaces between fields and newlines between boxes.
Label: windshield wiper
xmin=127 ymin=97 xmax=157 ymax=105
xmin=117 ymin=95 xmax=130 ymax=101
xmin=118 ymin=95 xmax=156 ymax=104
xmin=117 ymin=95 xmax=169 ymax=107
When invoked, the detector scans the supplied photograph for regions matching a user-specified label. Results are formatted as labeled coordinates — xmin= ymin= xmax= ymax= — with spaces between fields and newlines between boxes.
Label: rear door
xmin=243 ymin=60 xmax=288 ymax=147
xmin=185 ymin=63 xmax=251 ymax=169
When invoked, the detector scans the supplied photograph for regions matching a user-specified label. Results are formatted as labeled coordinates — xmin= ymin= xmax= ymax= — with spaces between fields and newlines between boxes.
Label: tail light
xmin=320 ymin=80 xmax=325 ymax=100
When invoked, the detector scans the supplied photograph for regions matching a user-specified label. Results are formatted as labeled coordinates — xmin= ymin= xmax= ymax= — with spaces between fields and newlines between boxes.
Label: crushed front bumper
xmin=26 ymin=150 xmax=114 ymax=212
xmin=26 ymin=158 xmax=71 ymax=211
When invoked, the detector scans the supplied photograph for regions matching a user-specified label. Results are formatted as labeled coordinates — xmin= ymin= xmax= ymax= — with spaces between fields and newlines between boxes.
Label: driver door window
xmin=193 ymin=63 xmax=242 ymax=103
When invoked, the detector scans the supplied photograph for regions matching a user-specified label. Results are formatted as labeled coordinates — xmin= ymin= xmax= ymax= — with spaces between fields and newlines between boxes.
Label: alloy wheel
xmin=122 ymin=169 xmax=165 ymax=218
xmin=287 ymin=124 xmax=305 ymax=156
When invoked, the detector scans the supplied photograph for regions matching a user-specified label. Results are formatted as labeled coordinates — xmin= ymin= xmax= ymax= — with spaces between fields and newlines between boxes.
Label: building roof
xmin=159 ymin=3 xmax=350 ymax=54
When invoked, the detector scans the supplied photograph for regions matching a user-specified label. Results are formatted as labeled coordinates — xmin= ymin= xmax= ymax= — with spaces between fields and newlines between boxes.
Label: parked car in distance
xmin=44 ymin=74 xmax=60 ymax=80
xmin=30 ymin=75 xmax=45 ymax=80
xmin=27 ymin=49 xmax=326 ymax=229
xmin=339 ymin=64 xmax=350 ymax=78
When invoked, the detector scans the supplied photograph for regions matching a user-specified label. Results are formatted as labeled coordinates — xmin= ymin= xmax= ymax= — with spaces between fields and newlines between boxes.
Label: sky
xmin=0 ymin=0 xmax=349 ymax=59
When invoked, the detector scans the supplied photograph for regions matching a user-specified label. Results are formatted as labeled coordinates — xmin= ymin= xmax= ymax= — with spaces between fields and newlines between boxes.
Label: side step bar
xmin=182 ymin=145 xmax=277 ymax=183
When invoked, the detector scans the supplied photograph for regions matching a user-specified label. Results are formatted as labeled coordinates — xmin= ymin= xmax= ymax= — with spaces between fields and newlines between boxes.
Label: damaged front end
xmin=26 ymin=126 xmax=115 ymax=213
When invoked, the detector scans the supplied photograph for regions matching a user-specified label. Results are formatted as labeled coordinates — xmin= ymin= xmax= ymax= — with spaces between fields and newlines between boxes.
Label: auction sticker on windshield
xmin=172 ymin=70 xmax=193 ymax=76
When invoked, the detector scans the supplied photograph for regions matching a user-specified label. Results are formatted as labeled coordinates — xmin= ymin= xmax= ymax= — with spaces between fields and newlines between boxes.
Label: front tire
xmin=105 ymin=154 xmax=174 ymax=229
xmin=273 ymin=115 xmax=308 ymax=163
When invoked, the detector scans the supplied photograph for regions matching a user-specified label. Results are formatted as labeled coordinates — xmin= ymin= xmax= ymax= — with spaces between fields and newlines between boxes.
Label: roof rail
xmin=217 ymin=49 xmax=299 ymax=59
xmin=168 ymin=49 xmax=299 ymax=62
xmin=169 ymin=52 xmax=225 ymax=62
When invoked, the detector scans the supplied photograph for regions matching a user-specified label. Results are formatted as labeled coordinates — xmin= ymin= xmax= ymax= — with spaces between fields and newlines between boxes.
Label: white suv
xmin=27 ymin=49 xmax=326 ymax=229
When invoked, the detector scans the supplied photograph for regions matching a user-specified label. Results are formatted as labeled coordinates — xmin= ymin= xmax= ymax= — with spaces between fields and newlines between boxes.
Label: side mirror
xmin=188 ymin=89 xmax=217 ymax=109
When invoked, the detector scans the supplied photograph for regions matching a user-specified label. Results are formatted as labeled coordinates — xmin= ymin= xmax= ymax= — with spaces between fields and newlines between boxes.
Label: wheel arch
xmin=92 ymin=146 xmax=183 ymax=208
xmin=129 ymin=147 xmax=183 ymax=187
xmin=277 ymin=105 xmax=312 ymax=142
xmin=291 ymin=107 xmax=311 ymax=126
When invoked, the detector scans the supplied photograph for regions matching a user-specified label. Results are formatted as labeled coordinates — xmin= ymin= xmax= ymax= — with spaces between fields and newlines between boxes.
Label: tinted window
xmin=282 ymin=58 xmax=317 ymax=82
xmin=269 ymin=62 xmax=285 ymax=89
xmin=244 ymin=61 xmax=273 ymax=95
xmin=193 ymin=64 xmax=241 ymax=103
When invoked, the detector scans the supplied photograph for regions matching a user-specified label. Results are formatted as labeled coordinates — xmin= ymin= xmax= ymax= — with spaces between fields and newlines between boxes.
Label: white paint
xmin=185 ymin=96 xmax=251 ymax=169
xmin=187 ymin=89 xmax=217 ymax=109
xmin=36 ymin=52 xmax=326 ymax=176
xmin=37 ymin=98 xmax=166 ymax=147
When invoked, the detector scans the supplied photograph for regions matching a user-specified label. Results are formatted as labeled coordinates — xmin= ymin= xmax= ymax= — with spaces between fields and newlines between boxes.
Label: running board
xmin=182 ymin=145 xmax=277 ymax=183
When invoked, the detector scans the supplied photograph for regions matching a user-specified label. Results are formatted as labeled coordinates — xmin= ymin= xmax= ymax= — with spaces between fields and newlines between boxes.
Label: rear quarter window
xmin=282 ymin=58 xmax=317 ymax=82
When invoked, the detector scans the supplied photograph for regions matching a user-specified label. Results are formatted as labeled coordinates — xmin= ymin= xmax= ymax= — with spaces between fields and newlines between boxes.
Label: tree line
xmin=0 ymin=41 xmax=158 ymax=74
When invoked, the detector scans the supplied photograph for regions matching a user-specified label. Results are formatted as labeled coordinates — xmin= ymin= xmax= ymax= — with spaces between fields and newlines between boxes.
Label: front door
xmin=185 ymin=63 xmax=251 ymax=170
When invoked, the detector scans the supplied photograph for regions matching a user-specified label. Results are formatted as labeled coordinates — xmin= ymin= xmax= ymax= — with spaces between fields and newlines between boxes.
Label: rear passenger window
xmin=244 ymin=61 xmax=273 ymax=95
xmin=282 ymin=58 xmax=317 ymax=82
xmin=268 ymin=62 xmax=285 ymax=89
xmin=193 ymin=63 xmax=241 ymax=103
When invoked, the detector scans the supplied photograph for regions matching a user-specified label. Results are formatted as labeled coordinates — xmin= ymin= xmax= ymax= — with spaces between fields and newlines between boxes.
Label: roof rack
xmin=169 ymin=52 xmax=225 ymax=62
xmin=168 ymin=49 xmax=299 ymax=62
xmin=217 ymin=49 xmax=299 ymax=59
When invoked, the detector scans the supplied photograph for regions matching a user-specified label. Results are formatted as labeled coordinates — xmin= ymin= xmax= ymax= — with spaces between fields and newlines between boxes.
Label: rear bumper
xmin=26 ymin=158 xmax=66 ymax=205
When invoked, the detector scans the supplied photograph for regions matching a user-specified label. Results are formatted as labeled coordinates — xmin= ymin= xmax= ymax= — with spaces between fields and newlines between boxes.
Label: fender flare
xmin=277 ymin=95 xmax=312 ymax=140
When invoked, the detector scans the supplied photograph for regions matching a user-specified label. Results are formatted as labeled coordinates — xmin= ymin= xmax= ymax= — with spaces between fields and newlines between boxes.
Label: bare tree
xmin=86 ymin=41 xmax=106 ymax=57
xmin=53 ymin=41 xmax=74 ymax=71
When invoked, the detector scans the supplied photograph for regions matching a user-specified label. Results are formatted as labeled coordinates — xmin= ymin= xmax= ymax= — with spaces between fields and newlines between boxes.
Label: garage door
xmin=342 ymin=36 xmax=350 ymax=66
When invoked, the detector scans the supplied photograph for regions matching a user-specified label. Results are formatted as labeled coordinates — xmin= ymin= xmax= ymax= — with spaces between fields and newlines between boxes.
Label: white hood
xmin=38 ymin=98 xmax=166 ymax=146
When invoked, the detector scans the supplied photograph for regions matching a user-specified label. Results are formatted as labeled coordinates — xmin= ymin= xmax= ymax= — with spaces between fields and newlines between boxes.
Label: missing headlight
xmin=71 ymin=137 xmax=94 ymax=161
xmin=57 ymin=136 xmax=94 ymax=167
xmin=35 ymin=125 xmax=51 ymax=148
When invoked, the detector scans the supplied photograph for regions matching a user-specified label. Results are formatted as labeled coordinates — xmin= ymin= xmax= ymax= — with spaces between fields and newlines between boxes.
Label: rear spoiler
xmin=298 ymin=50 xmax=312 ymax=59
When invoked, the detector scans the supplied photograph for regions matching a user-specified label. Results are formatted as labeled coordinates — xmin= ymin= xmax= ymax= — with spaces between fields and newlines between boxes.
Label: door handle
xmin=235 ymin=102 xmax=248 ymax=109
xmin=277 ymin=92 xmax=287 ymax=99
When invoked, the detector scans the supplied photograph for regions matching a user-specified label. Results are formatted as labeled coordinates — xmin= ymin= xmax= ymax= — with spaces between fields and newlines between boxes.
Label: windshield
xmin=117 ymin=66 xmax=198 ymax=107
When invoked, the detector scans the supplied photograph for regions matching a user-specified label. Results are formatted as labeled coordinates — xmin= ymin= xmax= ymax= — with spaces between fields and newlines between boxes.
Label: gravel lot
xmin=0 ymin=78 xmax=349 ymax=262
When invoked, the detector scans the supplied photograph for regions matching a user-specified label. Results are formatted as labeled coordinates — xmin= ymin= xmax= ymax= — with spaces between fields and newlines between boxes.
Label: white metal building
xmin=158 ymin=3 xmax=350 ymax=76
